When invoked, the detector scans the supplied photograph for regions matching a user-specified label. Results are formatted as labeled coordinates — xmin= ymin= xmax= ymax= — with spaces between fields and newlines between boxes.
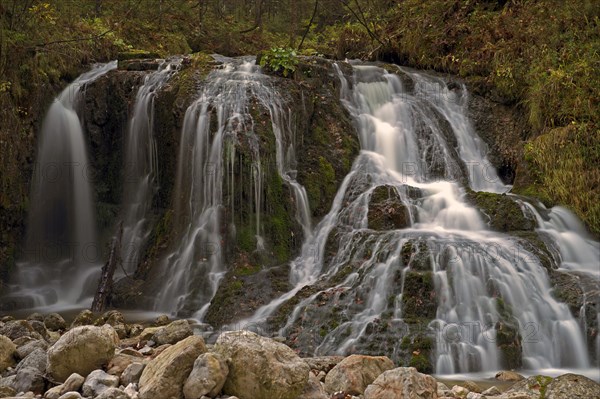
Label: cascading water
xmin=152 ymin=56 xmax=311 ymax=319
xmin=3 ymin=62 xmax=117 ymax=311
xmin=120 ymin=60 xmax=180 ymax=275
xmin=248 ymin=62 xmax=597 ymax=376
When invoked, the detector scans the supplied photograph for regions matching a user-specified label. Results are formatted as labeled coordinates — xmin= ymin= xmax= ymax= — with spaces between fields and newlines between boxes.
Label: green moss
xmin=237 ymin=224 xmax=257 ymax=253
xmin=413 ymin=335 xmax=434 ymax=350
xmin=495 ymin=297 xmax=523 ymax=369
xmin=400 ymin=336 xmax=411 ymax=350
xmin=117 ymin=50 xmax=161 ymax=61
xmin=401 ymin=240 xmax=433 ymax=271
xmin=466 ymin=190 xmax=534 ymax=232
xmin=368 ymin=186 xmax=411 ymax=231
xmin=266 ymin=172 xmax=293 ymax=262
xmin=401 ymin=271 xmax=436 ymax=322
xmin=234 ymin=263 xmax=261 ymax=277
xmin=535 ymin=375 xmax=553 ymax=399
xmin=408 ymin=353 xmax=433 ymax=374
xmin=269 ymin=285 xmax=316 ymax=329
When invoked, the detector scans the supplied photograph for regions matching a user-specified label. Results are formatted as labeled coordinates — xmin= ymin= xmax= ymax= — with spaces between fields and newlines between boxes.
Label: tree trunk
xmin=91 ymin=222 xmax=123 ymax=313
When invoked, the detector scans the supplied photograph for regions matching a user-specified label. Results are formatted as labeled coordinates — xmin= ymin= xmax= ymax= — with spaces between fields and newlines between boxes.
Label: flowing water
xmin=3 ymin=56 xmax=598 ymax=378
xmin=152 ymin=56 xmax=311 ymax=319
xmin=120 ymin=60 xmax=180 ymax=275
xmin=246 ymin=63 xmax=597 ymax=375
xmin=2 ymin=62 xmax=117 ymax=311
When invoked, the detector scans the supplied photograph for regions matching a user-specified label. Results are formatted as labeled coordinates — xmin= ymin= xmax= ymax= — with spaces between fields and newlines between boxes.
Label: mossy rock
xmin=269 ymin=285 xmax=317 ymax=330
xmin=401 ymin=271 xmax=436 ymax=321
xmin=494 ymin=297 xmax=523 ymax=370
xmin=117 ymin=50 xmax=161 ymax=61
xmin=465 ymin=190 xmax=534 ymax=232
xmin=408 ymin=353 xmax=433 ymax=374
xmin=508 ymin=230 xmax=559 ymax=272
xmin=110 ymin=277 xmax=145 ymax=309
xmin=549 ymin=271 xmax=584 ymax=315
xmin=400 ymin=239 xmax=433 ymax=271
xmin=368 ymin=185 xmax=412 ymax=231
xmin=204 ymin=257 xmax=293 ymax=328
xmin=295 ymin=62 xmax=360 ymax=218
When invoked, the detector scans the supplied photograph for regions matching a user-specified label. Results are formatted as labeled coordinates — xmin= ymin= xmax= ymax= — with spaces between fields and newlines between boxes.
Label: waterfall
xmin=120 ymin=60 xmax=180 ymax=275
xmin=247 ymin=62 xmax=596 ymax=375
xmin=152 ymin=56 xmax=311 ymax=319
xmin=5 ymin=62 xmax=117 ymax=311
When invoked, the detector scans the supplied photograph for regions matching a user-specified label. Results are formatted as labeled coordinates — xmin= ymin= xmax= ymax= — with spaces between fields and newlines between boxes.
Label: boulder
xmin=106 ymin=353 xmax=146 ymax=376
xmin=363 ymin=367 xmax=437 ymax=399
xmin=13 ymin=366 xmax=45 ymax=394
xmin=0 ymin=385 xmax=16 ymax=397
xmin=96 ymin=387 xmax=129 ymax=399
xmin=138 ymin=335 xmax=206 ymax=399
xmin=324 ymin=354 xmax=395 ymax=395
xmin=44 ymin=313 xmax=66 ymax=331
xmin=482 ymin=385 xmax=501 ymax=396
xmin=495 ymin=370 xmax=525 ymax=381
xmin=152 ymin=319 xmax=193 ymax=345
xmin=466 ymin=393 xmax=484 ymax=399
xmin=124 ymin=383 xmax=140 ymax=399
xmin=183 ymin=352 xmax=228 ymax=399
xmin=26 ymin=313 xmax=44 ymax=322
xmin=119 ymin=348 xmax=143 ymax=357
xmin=82 ymin=369 xmax=119 ymax=397
xmin=303 ymin=356 xmax=345 ymax=374
xmin=0 ymin=320 xmax=34 ymax=341
xmin=503 ymin=375 xmax=553 ymax=399
xmin=16 ymin=347 xmax=47 ymax=372
xmin=0 ymin=375 xmax=16 ymax=391
xmin=16 ymin=339 xmax=49 ymax=360
xmin=214 ymin=330 xmax=310 ymax=399
xmin=368 ymin=185 xmax=412 ymax=231
xmin=545 ymin=373 xmax=600 ymax=399
xmin=58 ymin=392 xmax=83 ymax=399
xmin=129 ymin=324 xmax=144 ymax=337
xmin=298 ymin=373 xmax=328 ymax=399
xmin=120 ymin=362 xmax=145 ymax=386
xmin=154 ymin=314 xmax=170 ymax=326
xmin=70 ymin=310 xmax=94 ymax=328
xmin=451 ymin=385 xmax=469 ymax=398
xmin=138 ymin=327 xmax=160 ymax=341
xmin=45 ymin=386 xmax=63 ymax=399
xmin=462 ymin=380 xmax=481 ymax=393
xmin=63 ymin=372 xmax=85 ymax=392
xmin=28 ymin=320 xmax=50 ymax=341
xmin=437 ymin=381 xmax=452 ymax=397
xmin=47 ymin=325 xmax=119 ymax=382
xmin=0 ymin=334 xmax=16 ymax=371
xmin=94 ymin=311 xmax=128 ymax=339
xmin=44 ymin=373 xmax=85 ymax=399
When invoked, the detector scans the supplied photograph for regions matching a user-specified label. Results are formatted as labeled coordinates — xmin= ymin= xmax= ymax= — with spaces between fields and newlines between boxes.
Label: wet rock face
xmin=368 ymin=185 xmax=412 ymax=231
xmin=465 ymin=190 xmax=534 ymax=232
xmin=467 ymin=88 xmax=529 ymax=185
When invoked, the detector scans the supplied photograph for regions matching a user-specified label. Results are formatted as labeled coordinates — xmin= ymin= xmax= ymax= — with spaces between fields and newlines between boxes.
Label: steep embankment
xmin=369 ymin=0 xmax=600 ymax=236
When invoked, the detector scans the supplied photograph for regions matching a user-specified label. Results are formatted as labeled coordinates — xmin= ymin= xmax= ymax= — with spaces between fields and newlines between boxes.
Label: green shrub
xmin=259 ymin=47 xmax=299 ymax=77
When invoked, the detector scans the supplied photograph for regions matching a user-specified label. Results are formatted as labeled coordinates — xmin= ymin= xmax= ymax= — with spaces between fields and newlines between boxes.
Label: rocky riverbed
xmin=0 ymin=311 xmax=598 ymax=399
